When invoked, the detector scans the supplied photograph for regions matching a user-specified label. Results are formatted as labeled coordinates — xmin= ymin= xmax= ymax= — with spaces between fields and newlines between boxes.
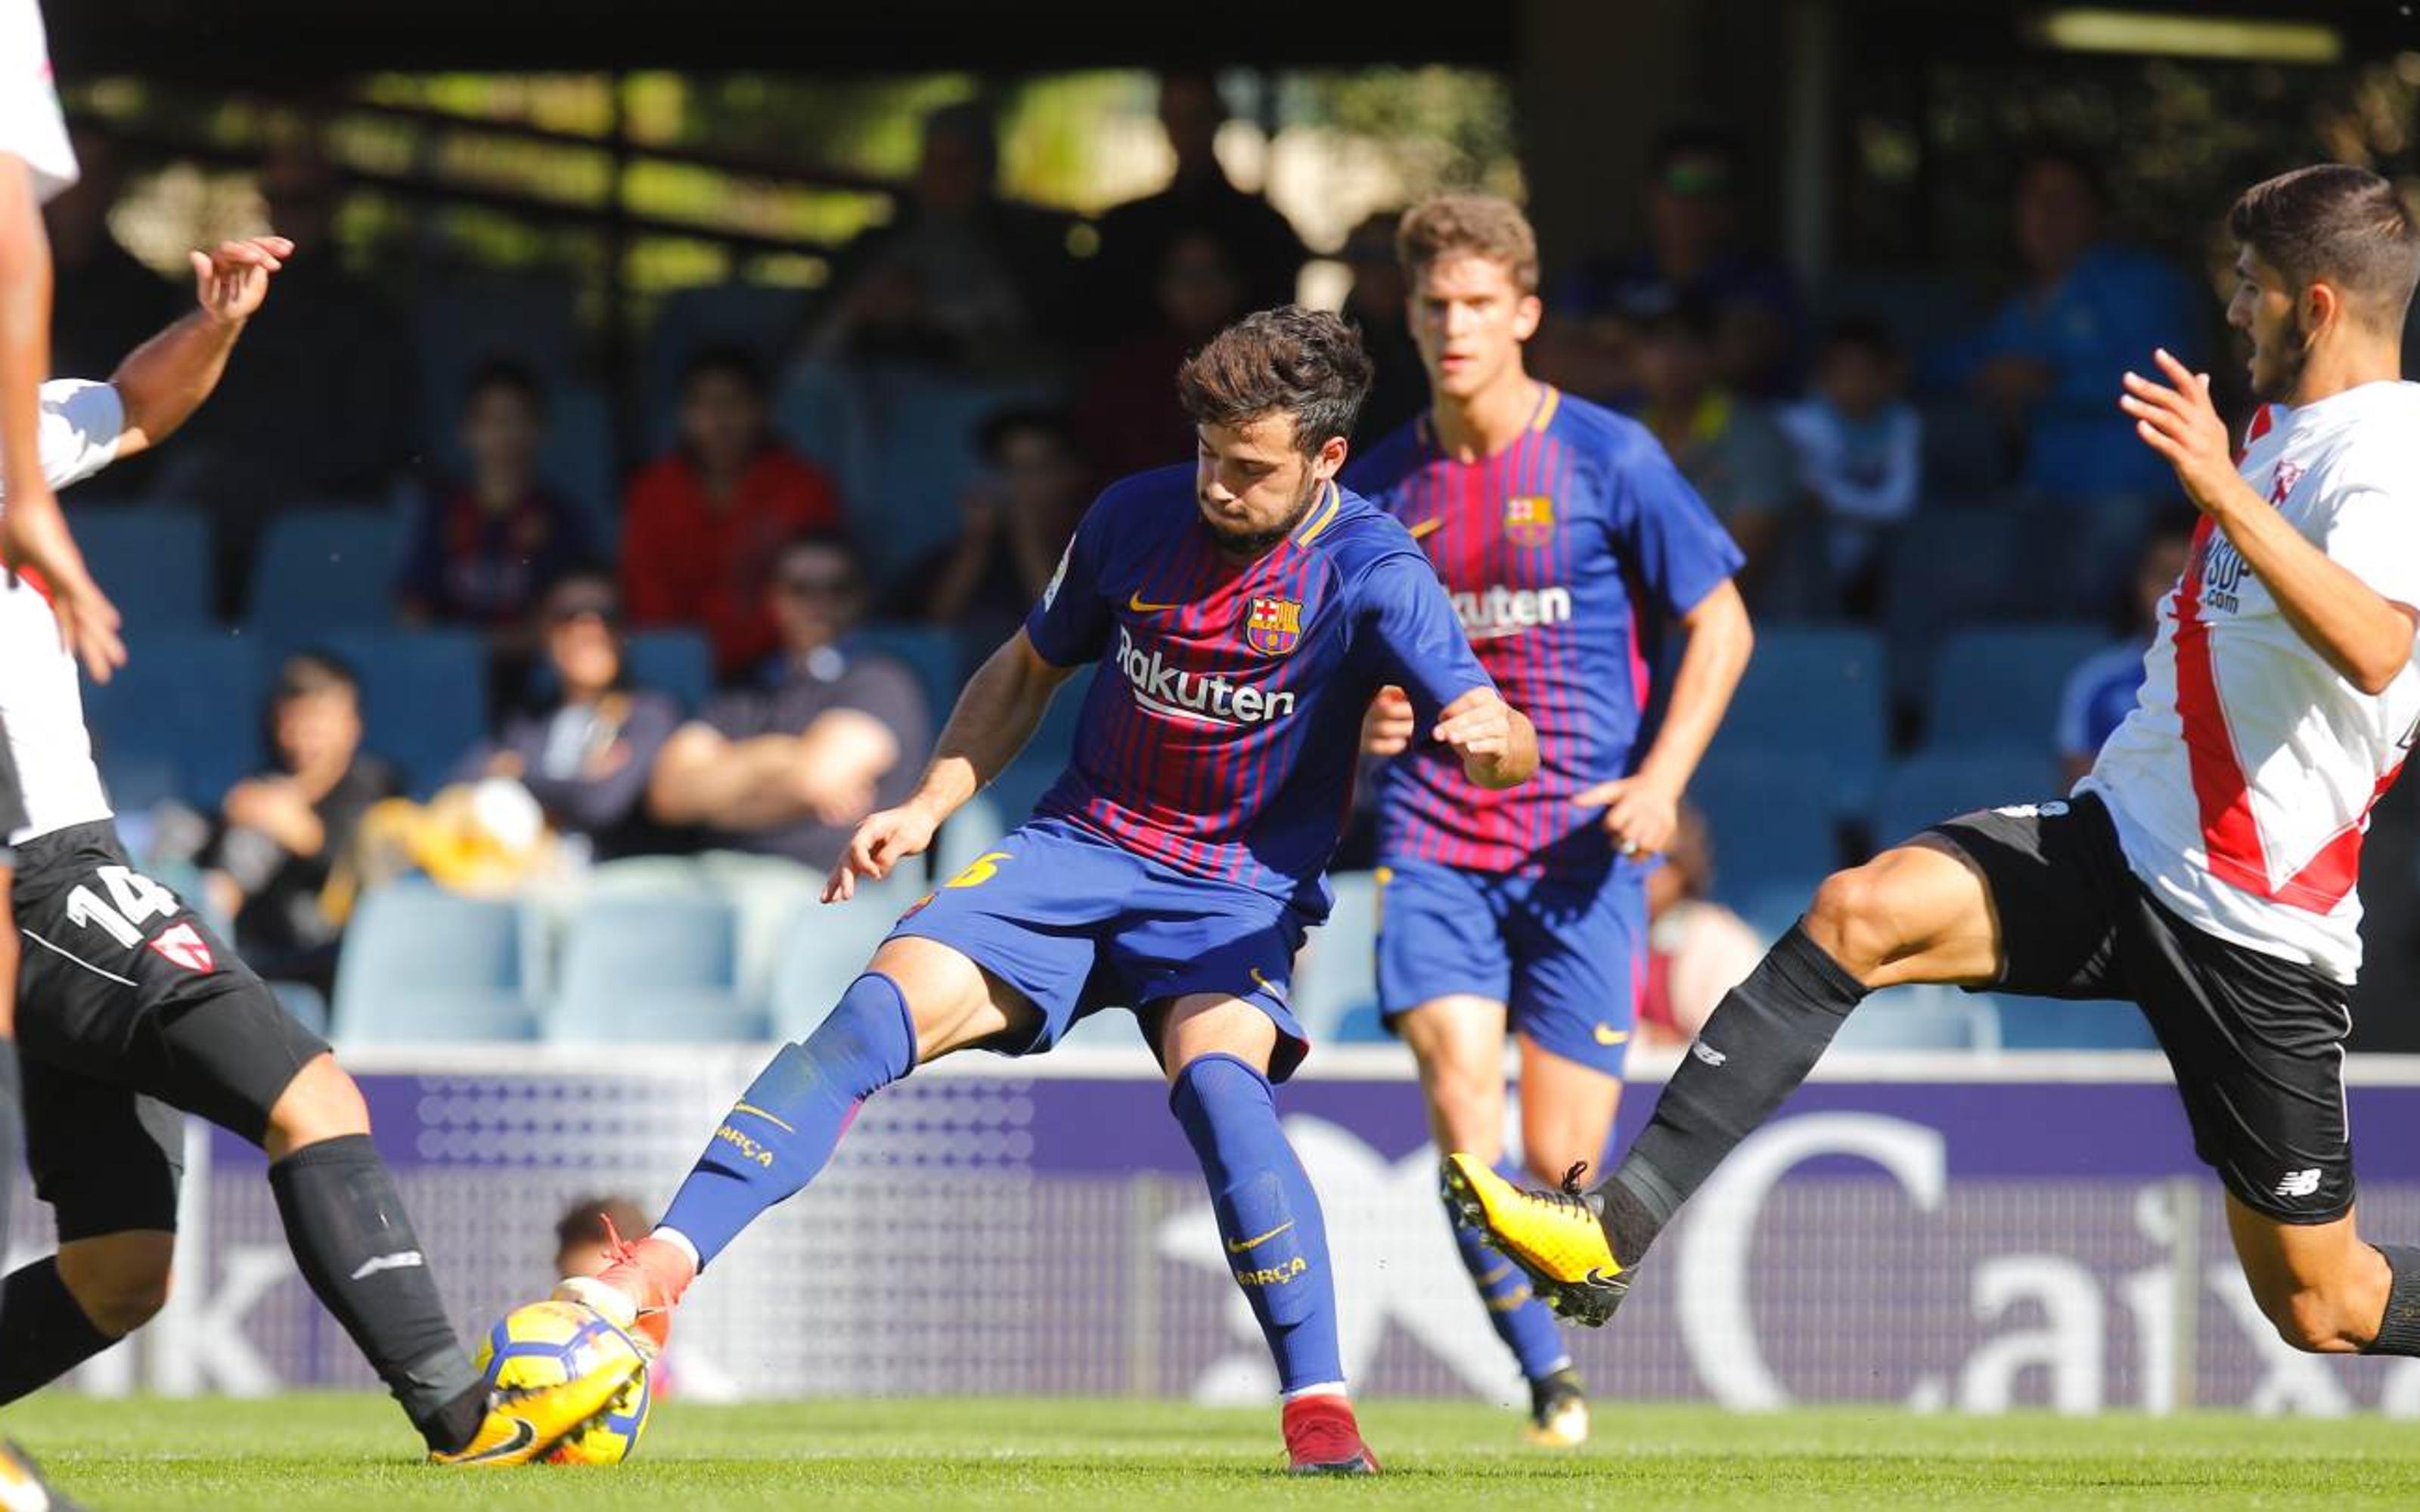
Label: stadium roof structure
xmin=50 ymin=0 xmax=1516 ymax=76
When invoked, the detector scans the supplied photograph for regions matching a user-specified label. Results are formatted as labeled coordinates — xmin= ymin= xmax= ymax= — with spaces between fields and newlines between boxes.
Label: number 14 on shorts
xmin=64 ymin=863 xmax=183 ymax=950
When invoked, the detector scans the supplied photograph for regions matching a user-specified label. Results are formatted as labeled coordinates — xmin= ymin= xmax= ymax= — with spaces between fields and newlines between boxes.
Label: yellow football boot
xmin=1441 ymin=1153 xmax=1631 ymax=1327
xmin=430 ymin=1337 xmax=643 ymax=1467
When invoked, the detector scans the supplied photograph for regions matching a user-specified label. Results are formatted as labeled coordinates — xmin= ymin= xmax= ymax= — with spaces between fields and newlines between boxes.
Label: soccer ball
xmin=475 ymin=1300 xmax=653 ymax=1465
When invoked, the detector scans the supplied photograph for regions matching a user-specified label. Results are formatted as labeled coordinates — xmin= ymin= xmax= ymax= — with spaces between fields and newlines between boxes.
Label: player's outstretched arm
xmin=2122 ymin=350 xmax=2418 ymax=695
xmin=107 ymin=236 xmax=291 ymax=459
xmin=1577 ymin=576 xmax=1754 ymax=857
xmin=1434 ymin=687 xmax=1537 ymax=791
xmin=823 ymin=630 xmax=1076 ymax=901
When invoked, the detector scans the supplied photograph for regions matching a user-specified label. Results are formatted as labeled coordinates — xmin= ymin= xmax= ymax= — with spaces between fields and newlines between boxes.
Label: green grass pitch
xmin=8 ymin=1394 xmax=2420 ymax=1509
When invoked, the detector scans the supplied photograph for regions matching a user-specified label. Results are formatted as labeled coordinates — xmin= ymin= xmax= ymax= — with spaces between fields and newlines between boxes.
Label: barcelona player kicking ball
xmin=558 ymin=308 xmax=1537 ymax=1473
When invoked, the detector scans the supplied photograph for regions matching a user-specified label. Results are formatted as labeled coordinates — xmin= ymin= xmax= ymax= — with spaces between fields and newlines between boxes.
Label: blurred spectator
xmin=1558 ymin=127 xmax=1803 ymax=399
xmin=805 ymin=101 xmax=1078 ymax=372
xmin=1637 ymin=804 xmax=1761 ymax=1051
xmin=2057 ymin=519 xmax=2194 ymax=787
xmin=455 ymin=571 xmax=683 ymax=863
xmin=554 ymin=1194 xmax=653 ymax=1280
xmin=1775 ymin=319 xmax=1922 ymax=615
xmin=1078 ymin=230 xmax=1246 ymax=480
xmin=1638 ymin=298 xmax=1795 ymax=583
xmin=168 ymin=140 xmax=416 ymax=612
xmin=1937 ymin=149 xmax=2205 ymax=505
xmin=1341 ymin=210 xmax=1426 ymax=445
xmin=45 ymin=123 xmax=176 ymax=401
xmin=1089 ymin=71 xmax=1308 ymax=345
xmin=647 ymin=534 xmax=932 ymax=874
xmin=889 ymin=408 xmax=1091 ymax=655
xmin=203 ymin=652 xmax=401 ymax=993
xmin=622 ymin=348 xmax=844 ymax=680
xmin=398 ymin=358 xmax=597 ymax=648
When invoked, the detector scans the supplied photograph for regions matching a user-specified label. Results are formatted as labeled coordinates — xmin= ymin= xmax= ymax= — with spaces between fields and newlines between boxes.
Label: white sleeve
xmin=24 ymin=377 xmax=123 ymax=494
xmin=0 ymin=0 xmax=76 ymax=203
xmin=2322 ymin=479 xmax=2420 ymax=610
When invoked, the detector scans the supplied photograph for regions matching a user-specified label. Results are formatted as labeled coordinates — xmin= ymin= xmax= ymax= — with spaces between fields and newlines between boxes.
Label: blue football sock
xmin=1450 ymin=1162 xmax=1571 ymax=1383
xmin=658 ymin=972 xmax=916 ymax=1269
xmin=1169 ymin=1052 xmax=1345 ymax=1396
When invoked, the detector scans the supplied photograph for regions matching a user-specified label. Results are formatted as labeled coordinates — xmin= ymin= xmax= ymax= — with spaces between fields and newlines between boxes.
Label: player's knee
xmin=2261 ymin=1281 xmax=2366 ymax=1354
xmin=60 ymin=1241 xmax=174 ymax=1337
xmin=1804 ymin=866 xmax=1903 ymax=978
xmin=263 ymin=1052 xmax=371 ymax=1158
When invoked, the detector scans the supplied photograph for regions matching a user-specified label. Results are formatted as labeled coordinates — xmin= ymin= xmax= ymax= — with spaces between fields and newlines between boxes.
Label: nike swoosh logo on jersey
xmin=1592 ymin=1025 xmax=1628 ymax=1047
xmin=1128 ymin=591 xmax=1181 ymax=613
xmin=1407 ymin=518 xmax=1444 ymax=541
xmin=1226 ymin=1219 xmax=1295 ymax=1253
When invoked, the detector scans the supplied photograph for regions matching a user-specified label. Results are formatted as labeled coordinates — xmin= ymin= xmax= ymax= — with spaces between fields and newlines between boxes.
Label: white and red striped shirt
xmin=2081 ymin=383 xmax=2420 ymax=983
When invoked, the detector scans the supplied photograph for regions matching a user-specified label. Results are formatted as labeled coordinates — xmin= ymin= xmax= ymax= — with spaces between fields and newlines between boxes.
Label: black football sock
xmin=0 ymin=1045 xmax=17 ymax=1262
xmin=1601 ymin=923 xmax=1869 ymax=1258
xmin=2364 ymin=1245 xmax=2420 ymax=1356
xmin=268 ymin=1134 xmax=482 ymax=1450
xmin=0 ymin=1258 xmax=118 ymax=1405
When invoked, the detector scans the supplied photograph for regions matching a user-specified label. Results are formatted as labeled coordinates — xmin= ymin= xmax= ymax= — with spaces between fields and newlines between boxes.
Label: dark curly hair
xmin=1175 ymin=306 xmax=1373 ymax=458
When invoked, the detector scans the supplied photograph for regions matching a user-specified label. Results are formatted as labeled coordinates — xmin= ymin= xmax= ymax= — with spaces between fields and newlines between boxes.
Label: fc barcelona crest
xmin=1244 ymin=596 xmax=1303 ymax=656
xmin=1505 ymin=495 xmax=1556 ymax=547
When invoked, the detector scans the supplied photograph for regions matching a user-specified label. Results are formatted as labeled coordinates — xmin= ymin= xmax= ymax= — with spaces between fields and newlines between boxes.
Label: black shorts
xmin=1928 ymin=793 xmax=2355 ymax=1225
xmin=10 ymin=820 xmax=330 ymax=1240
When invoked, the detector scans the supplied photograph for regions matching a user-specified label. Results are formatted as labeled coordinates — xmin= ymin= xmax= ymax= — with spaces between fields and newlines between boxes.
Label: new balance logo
xmin=1689 ymin=1040 xmax=1728 ymax=1067
xmin=1993 ymin=801 xmax=2070 ymax=820
xmin=349 ymin=1250 xmax=427 ymax=1281
xmin=2273 ymin=1168 xmax=2322 ymax=1200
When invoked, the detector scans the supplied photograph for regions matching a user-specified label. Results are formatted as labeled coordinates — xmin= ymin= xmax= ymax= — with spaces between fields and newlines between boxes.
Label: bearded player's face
xmin=2229 ymin=247 xmax=2306 ymax=404
xmin=1194 ymin=416 xmax=1345 ymax=554
xmin=1410 ymin=253 xmax=1541 ymax=402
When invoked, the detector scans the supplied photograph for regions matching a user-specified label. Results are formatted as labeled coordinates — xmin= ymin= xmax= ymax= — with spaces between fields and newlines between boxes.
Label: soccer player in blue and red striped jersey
xmin=1344 ymin=195 xmax=1752 ymax=1445
xmin=560 ymin=308 xmax=1537 ymax=1473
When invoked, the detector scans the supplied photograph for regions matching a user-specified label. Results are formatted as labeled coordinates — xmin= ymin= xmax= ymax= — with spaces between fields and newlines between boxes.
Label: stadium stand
xmin=330 ymin=881 xmax=538 ymax=1043
xmin=549 ymin=893 xmax=765 ymax=1043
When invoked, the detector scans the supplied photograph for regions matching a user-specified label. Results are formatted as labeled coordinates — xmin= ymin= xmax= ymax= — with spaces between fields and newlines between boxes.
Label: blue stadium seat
xmin=1880 ymin=508 xmax=2047 ymax=711
xmin=244 ymin=507 xmax=408 ymax=649
xmin=987 ymin=665 xmax=1094 ymax=826
xmin=853 ymin=622 xmax=962 ymax=722
xmin=1333 ymin=1002 xmax=1393 ymax=1045
xmin=1690 ymin=756 xmax=1841 ymax=931
xmin=1292 ymin=871 xmax=1379 ymax=1040
xmin=411 ymin=275 xmax=579 ymax=460
xmin=1706 ymin=627 xmax=1888 ymax=816
xmin=766 ymin=878 xmax=925 ymax=1040
xmin=1831 ymin=986 xmax=1995 ymax=1052
xmin=849 ymin=369 xmax=1056 ymax=586
xmin=331 ymin=883 xmax=535 ymax=1044
xmin=624 ymin=629 xmax=714 ymax=714
xmin=69 ymin=505 xmax=213 ymax=633
xmin=325 ymin=629 xmax=490 ymax=798
xmin=1993 ymin=996 xmax=2160 ymax=1051
xmin=539 ymin=381 xmax=618 ymax=544
xmin=1870 ymin=750 xmax=2064 ymax=850
xmin=549 ymin=894 xmax=762 ymax=1043
xmin=772 ymin=360 xmax=869 ymax=489
xmin=81 ymin=632 xmax=266 ymax=808
xmin=643 ymin=284 xmax=815 ymax=456
xmin=1926 ymin=625 xmax=2112 ymax=757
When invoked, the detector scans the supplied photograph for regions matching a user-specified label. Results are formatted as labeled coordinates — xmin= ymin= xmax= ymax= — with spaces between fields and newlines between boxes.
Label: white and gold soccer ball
xmin=475 ymin=1300 xmax=653 ymax=1466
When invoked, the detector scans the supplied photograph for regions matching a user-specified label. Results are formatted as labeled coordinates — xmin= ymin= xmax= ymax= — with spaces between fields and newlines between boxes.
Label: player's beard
xmin=1202 ymin=472 xmax=1325 ymax=556
xmin=2252 ymin=308 xmax=2315 ymax=404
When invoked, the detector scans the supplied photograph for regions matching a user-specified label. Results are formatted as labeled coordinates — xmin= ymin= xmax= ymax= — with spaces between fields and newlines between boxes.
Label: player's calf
xmin=0 ymin=1234 xmax=172 ymax=1405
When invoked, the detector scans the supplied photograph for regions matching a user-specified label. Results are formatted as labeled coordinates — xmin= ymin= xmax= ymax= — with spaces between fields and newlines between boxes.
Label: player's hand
xmin=1 ymin=485 xmax=126 ymax=683
xmin=823 ymin=802 xmax=940 ymax=903
xmin=1432 ymin=686 xmax=1515 ymax=759
xmin=1360 ymin=685 xmax=1416 ymax=757
xmin=189 ymin=236 xmax=293 ymax=325
xmin=1576 ymin=773 xmax=1681 ymax=858
xmin=2120 ymin=350 xmax=2236 ymax=513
